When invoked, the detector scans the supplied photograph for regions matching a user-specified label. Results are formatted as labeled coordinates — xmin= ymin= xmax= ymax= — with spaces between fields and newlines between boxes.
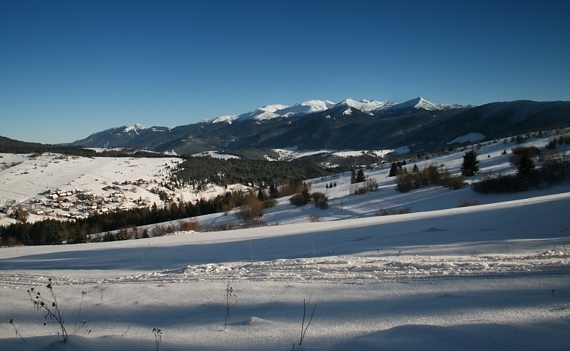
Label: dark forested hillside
xmin=172 ymin=157 xmax=335 ymax=189
xmin=0 ymin=135 xmax=173 ymax=158
xmin=0 ymin=136 xmax=97 ymax=156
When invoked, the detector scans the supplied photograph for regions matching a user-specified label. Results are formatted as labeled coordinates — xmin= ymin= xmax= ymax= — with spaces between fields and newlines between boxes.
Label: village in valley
xmin=0 ymin=153 xmax=188 ymax=226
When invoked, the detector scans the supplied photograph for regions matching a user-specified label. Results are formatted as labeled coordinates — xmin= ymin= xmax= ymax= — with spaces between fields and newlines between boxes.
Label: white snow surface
xmin=391 ymin=97 xmax=440 ymax=111
xmin=192 ymin=151 xmax=241 ymax=160
xmin=449 ymin=133 xmax=486 ymax=144
xmin=122 ymin=123 xmax=145 ymax=134
xmin=227 ymin=100 xmax=335 ymax=122
xmin=106 ymin=124 xmax=144 ymax=135
xmin=278 ymin=100 xmax=336 ymax=117
xmin=1 ymin=134 xmax=570 ymax=350
xmin=211 ymin=115 xmax=239 ymax=124
xmin=267 ymin=148 xmax=394 ymax=161
xmin=238 ymin=104 xmax=290 ymax=121
xmin=208 ymin=97 xmax=463 ymax=124
xmin=337 ymin=98 xmax=393 ymax=114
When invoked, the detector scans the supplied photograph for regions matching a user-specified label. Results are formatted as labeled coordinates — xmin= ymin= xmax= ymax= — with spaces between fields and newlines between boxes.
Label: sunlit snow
xmin=1 ymin=132 xmax=569 ymax=350
xmin=449 ymin=133 xmax=486 ymax=144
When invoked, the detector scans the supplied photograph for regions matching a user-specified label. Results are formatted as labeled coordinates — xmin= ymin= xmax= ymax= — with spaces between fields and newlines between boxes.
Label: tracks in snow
xmin=1 ymin=250 xmax=568 ymax=288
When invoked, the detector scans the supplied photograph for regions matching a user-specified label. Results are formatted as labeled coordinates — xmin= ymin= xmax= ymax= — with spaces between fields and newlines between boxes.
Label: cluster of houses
xmin=2 ymin=178 xmax=152 ymax=222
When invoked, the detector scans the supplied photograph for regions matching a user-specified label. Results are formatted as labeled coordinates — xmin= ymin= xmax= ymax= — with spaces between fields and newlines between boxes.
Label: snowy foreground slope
xmin=1 ymin=137 xmax=570 ymax=350
xmin=1 ymin=192 xmax=569 ymax=350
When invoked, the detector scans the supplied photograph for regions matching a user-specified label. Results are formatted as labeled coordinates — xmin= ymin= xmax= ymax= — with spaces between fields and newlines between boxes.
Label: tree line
xmin=0 ymin=136 xmax=174 ymax=158
xmin=0 ymin=177 xmax=322 ymax=246
xmin=0 ymin=195 xmax=227 ymax=246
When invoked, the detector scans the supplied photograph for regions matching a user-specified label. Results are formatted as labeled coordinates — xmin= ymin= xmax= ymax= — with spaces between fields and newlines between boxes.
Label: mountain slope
xmin=415 ymin=100 xmax=570 ymax=146
xmin=68 ymin=98 xmax=570 ymax=155
xmin=71 ymin=124 xmax=146 ymax=148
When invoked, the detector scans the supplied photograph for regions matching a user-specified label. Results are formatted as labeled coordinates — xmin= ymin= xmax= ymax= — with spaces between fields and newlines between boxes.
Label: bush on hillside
xmin=458 ymin=199 xmax=480 ymax=207
xmin=509 ymin=146 xmax=540 ymax=167
xmin=350 ymin=178 xmax=379 ymax=195
xmin=178 ymin=219 xmax=201 ymax=232
xmin=289 ymin=193 xmax=309 ymax=206
xmin=236 ymin=195 xmax=264 ymax=221
xmin=311 ymin=192 xmax=329 ymax=210
xmin=438 ymin=170 xmax=465 ymax=190
xmin=378 ymin=207 xmax=412 ymax=216
xmin=263 ymin=198 xmax=278 ymax=208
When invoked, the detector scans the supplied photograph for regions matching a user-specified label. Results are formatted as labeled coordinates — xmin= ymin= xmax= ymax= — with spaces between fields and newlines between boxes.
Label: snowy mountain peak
xmin=123 ymin=123 xmax=145 ymax=133
xmin=277 ymin=99 xmax=336 ymax=117
xmin=211 ymin=115 xmax=239 ymax=124
xmin=239 ymin=104 xmax=290 ymax=121
xmin=391 ymin=97 xmax=471 ymax=111
xmin=337 ymin=98 xmax=393 ymax=114
xmin=414 ymin=97 xmax=439 ymax=110
xmin=294 ymin=99 xmax=336 ymax=111
xmin=391 ymin=97 xmax=440 ymax=111
xmin=207 ymin=97 xmax=467 ymax=124
xmin=104 ymin=124 xmax=144 ymax=135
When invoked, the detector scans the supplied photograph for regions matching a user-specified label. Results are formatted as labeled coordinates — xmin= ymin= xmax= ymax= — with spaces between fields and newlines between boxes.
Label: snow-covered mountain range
xmin=209 ymin=97 xmax=460 ymax=124
xmin=68 ymin=98 xmax=570 ymax=156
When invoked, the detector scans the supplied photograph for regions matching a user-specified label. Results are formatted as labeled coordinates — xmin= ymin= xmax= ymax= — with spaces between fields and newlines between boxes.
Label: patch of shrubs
xmin=103 ymin=231 xmax=117 ymax=242
xmin=458 ymin=199 xmax=480 ymax=207
xmin=178 ymin=219 xmax=201 ymax=232
xmin=152 ymin=224 xmax=174 ymax=237
xmin=242 ymin=219 xmax=266 ymax=228
xmin=289 ymin=183 xmax=312 ymax=207
xmin=311 ymin=192 xmax=329 ymax=210
xmin=396 ymin=165 xmax=464 ymax=192
xmin=263 ymin=198 xmax=278 ymax=208
xmin=289 ymin=189 xmax=329 ymax=210
xmin=378 ymin=207 xmax=412 ymax=216
xmin=114 ymin=228 xmax=130 ymax=240
xmin=472 ymin=157 xmax=570 ymax=193
xmin=509 ymin=146 xmax=541 ymax=166
xmin=349 ymin=178 xmax=379 ymax=195
xmin=546 ymin=135 xmax=570 ymax=150
xmin=236 ymin=195 xmax=264 ymax=222
xmin=289 ymin=193 xmax=309 ymax=206
xmin=309 ymin=214 xmax=322 ymax=222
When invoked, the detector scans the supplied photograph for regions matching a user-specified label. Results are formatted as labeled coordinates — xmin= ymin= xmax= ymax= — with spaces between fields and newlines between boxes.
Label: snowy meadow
xmin=1 ymin=135 xmax=569 ymax=350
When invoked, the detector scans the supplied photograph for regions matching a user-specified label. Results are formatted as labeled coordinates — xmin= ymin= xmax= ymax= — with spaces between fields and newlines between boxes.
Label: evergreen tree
xmin=269 ymin=183 xmax=279 ymax=199
xmin=389 ymin=162 xmax=398 ymax=177
xmin=517 ymin=153 xmax=535 ymax=191
xmin=257 ymin=188 xmax=267 ymax=202
xmin=517 ymin=153 xmax=535 ymax=177
xmin=170 ymin=202 xmax=180 ymax=220
xmin=461 ymin=150 xmax=479 ymax=176
xmin=356 ymin=168 xmax=366 ymax=183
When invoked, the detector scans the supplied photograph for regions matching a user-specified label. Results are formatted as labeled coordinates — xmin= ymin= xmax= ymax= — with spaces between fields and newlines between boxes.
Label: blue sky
xmin=1 ymin=0 xmax=569 ymax=144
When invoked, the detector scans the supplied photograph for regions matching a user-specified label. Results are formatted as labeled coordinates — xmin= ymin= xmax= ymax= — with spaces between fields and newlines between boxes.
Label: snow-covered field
xmin=1 ymin=134 xmax=570 ymax=350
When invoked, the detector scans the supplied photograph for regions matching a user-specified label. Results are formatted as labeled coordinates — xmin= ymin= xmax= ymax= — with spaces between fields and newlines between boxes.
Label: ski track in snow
xmin=2 ymin=250 xmax=568 ymax=288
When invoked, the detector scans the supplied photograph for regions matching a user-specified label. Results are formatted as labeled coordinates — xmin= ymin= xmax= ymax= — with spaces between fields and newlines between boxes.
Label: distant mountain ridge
xmin=208 ymin=97 xmax=462 ymax=124
xmin=67 ymin=97 xmax=570 ymax=156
